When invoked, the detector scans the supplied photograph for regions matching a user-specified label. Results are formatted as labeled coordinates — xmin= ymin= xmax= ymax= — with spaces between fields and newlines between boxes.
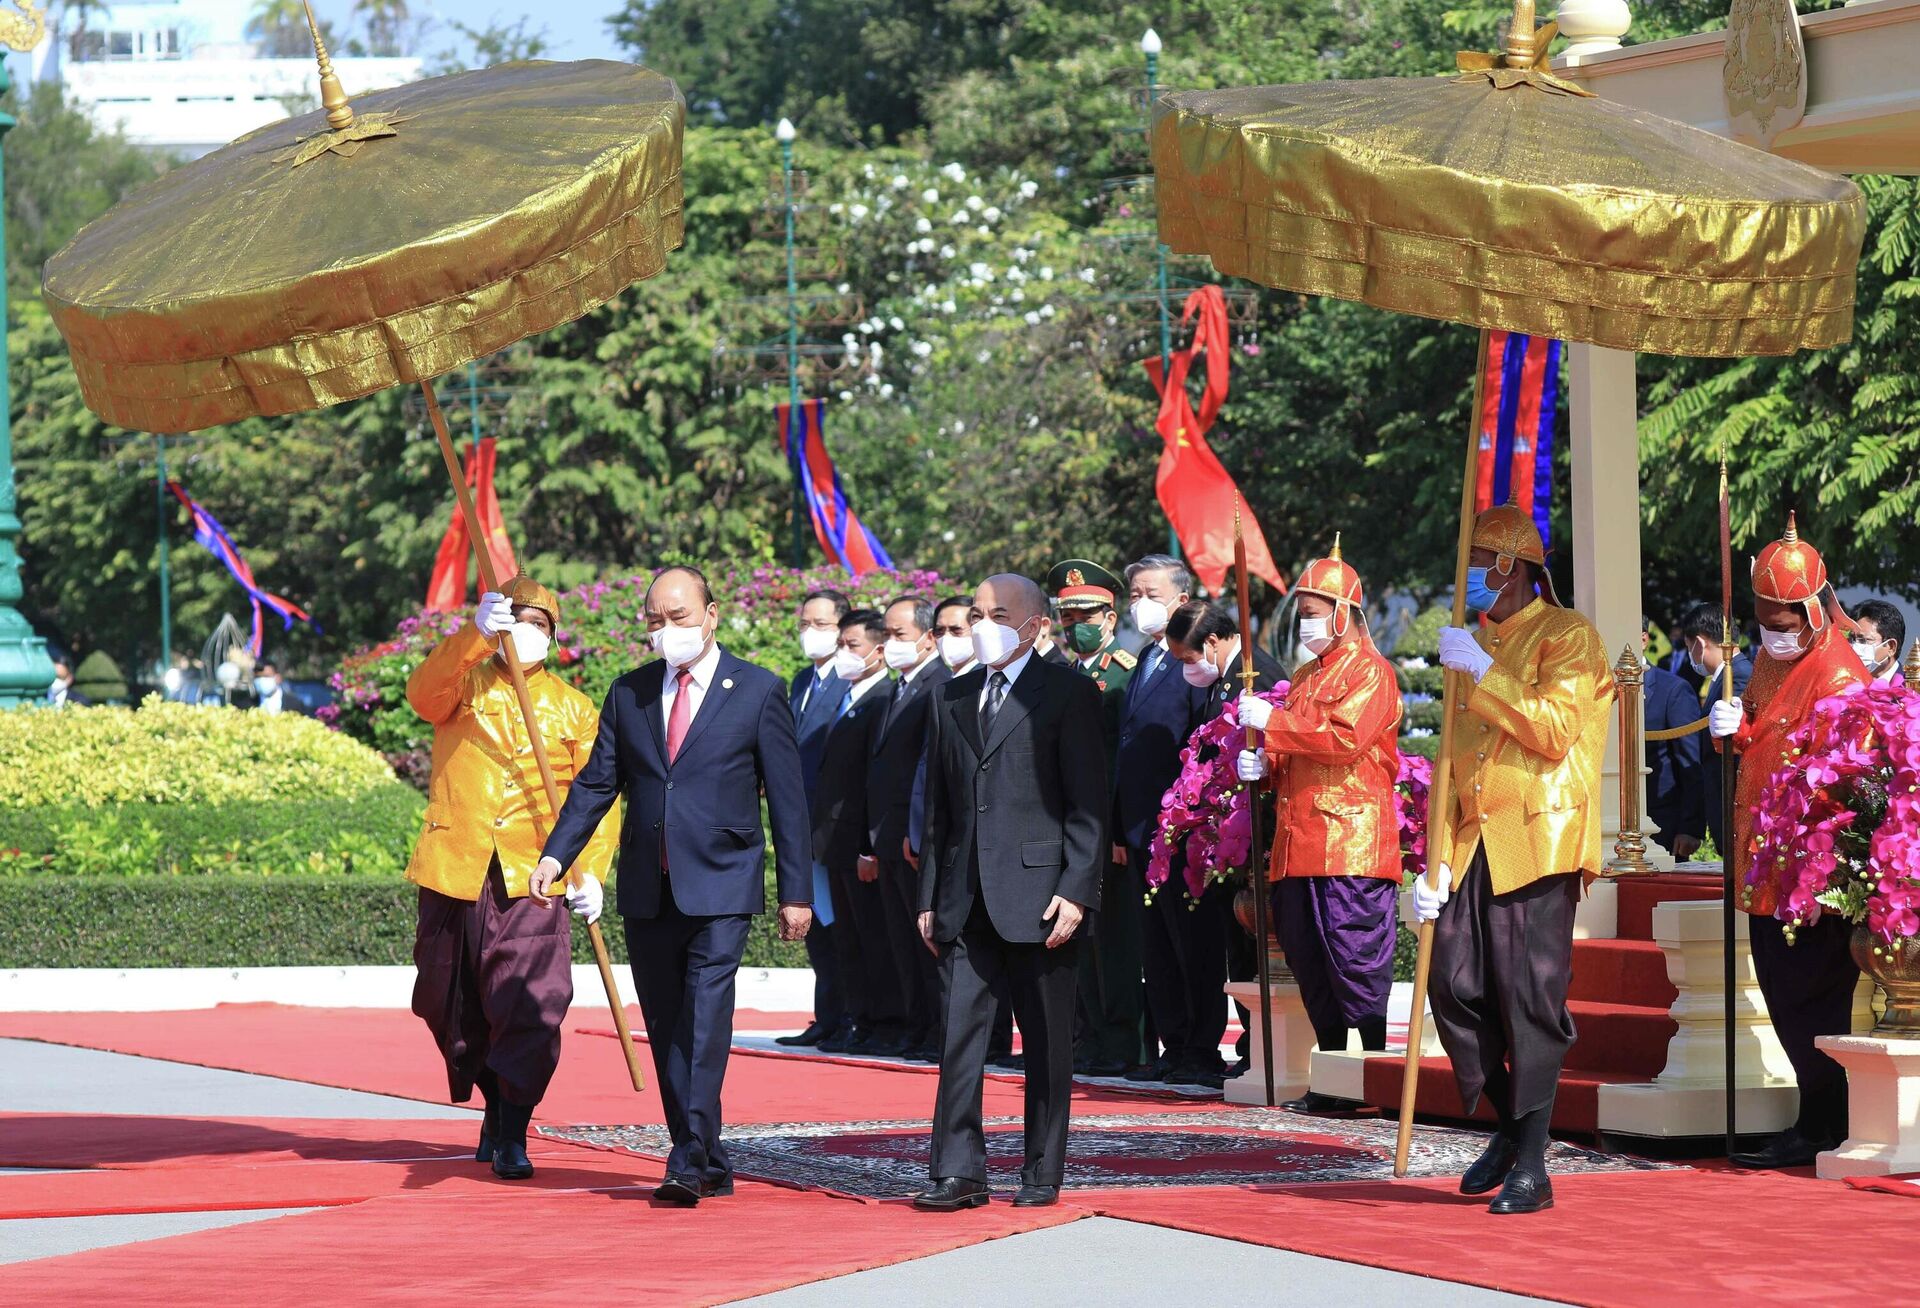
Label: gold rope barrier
xmin=1646 ymin=715 xmax=1710 ymax=741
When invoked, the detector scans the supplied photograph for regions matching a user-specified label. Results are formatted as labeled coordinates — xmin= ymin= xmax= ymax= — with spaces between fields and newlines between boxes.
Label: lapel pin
xmin=721 ymin=678 xmax=734 ymax=690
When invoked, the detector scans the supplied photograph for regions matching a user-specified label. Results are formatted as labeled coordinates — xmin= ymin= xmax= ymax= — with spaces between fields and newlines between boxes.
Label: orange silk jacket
xmin=1436 ymin=598 xmax=1614 ymax=895
xmin=1726 ymin=626 xmax=1867 ymax=917
xmin=1260 ymin=636 xmax=1404 ymax=882
xmin=403 ymin=622 xmax=619 ymax=901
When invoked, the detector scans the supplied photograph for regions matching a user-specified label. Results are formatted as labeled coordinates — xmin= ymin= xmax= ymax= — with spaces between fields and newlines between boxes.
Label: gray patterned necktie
xmin=979 ymin=670 xmax=1009 ymax=741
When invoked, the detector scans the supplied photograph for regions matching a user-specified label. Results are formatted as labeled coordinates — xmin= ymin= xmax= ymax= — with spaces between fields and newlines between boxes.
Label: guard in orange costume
xmin=405 ymin=574 xmax=619 ymax=1180
xmin=1234 ymin=538 xmax=1403 ymax=1114
xmin=1412 ymin=506 xmax=1613 ymax=1215
xmin=1711 ymin=513 xmax=1868 ymax=1170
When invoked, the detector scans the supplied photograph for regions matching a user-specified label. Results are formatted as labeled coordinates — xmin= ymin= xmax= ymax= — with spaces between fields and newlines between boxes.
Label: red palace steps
xmin=1358 ymin=872 xmax=1725 ymax=1134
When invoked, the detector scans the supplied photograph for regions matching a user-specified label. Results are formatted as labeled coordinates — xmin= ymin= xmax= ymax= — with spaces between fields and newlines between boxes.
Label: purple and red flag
xmin=1474 ymin=330 xmax=1562 ymax=548
xmin=166 ymin=480 xmax=317 ymax=657
xmin=424 ymin=436 xmax=518 ymax=613
xmin=777 ymin=397 xmax=892 ymax=576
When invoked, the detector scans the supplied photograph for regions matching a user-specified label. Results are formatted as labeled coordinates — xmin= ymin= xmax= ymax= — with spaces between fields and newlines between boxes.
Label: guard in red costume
xmin=1712 ymin=513 xmax=1868 ymax=1170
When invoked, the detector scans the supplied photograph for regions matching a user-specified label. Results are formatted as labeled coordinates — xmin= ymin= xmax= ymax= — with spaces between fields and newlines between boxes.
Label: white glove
xmin=1437 ymin=627 xmax=1493 ymax=682
xmin=564 ymin=874 xmax=604 ymax=925
xmin=1235 ymin=748 xmax=1268 ymax=782
xmin=475 ymin=590 xmax=514 ymax=637
xmin=1238 ymin=692 xmax=1273 ymax=732
xmin=1412 ymin=862 xmax=1453 ymax=923
xmin=1709 ymin=698 xmax=1744 ymax=739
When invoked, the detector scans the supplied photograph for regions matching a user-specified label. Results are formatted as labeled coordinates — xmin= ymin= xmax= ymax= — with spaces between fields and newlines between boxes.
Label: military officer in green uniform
xmin=1047 ymin=560 xmax=1143 ymax=1077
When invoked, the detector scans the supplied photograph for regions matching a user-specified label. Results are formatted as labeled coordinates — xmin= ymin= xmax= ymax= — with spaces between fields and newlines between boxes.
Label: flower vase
xmin=1232 ymin=884 xmax=1295 ymax=986
xmin=1850 ymin=926 xmax=1920 ymax=1038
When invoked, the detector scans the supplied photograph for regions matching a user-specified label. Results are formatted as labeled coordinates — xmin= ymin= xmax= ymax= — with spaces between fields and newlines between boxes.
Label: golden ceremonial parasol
xmin=1150 ymin=0 xmax=1866 ymax=1172
xmin=42 ymin=6 xmax=686 ymax=1093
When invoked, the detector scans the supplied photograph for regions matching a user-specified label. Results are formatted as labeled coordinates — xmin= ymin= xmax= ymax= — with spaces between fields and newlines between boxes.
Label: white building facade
xmin=27 ymin=1 xmax=421 ymax=157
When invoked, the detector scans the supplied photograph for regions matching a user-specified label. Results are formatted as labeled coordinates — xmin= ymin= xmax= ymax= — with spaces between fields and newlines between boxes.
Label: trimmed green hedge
xmin=1 ymin=792 xmax=424 ymax=879
xmin=0 ymin=874 xmax=807 ymax=970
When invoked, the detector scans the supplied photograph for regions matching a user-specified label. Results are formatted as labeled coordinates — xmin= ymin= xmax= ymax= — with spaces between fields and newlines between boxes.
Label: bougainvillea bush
xmin=1749 ymin=682 xmax=1920 ymax=947
xmin=323 ymin=565 xmax=963 ymax=779
xmin=1146 ymin=686 xmax=1432 ymax=902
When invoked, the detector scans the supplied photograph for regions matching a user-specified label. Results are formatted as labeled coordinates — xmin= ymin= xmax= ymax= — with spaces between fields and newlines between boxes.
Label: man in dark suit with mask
xmin=780 ymin=588 xmax=849 ymax=1047
xmin=536 ymin=565 xmax=812 ymax=1206
xmin=914 ymin=574 xmax=1106 ymax=1211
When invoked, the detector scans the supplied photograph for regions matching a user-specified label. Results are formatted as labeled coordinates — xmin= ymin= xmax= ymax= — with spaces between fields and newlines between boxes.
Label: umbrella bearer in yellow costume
xmin=405 ymin=575 xmax=619 ymax=1180
xmin=1412 ymin=506 xmax=1612 ymax=1216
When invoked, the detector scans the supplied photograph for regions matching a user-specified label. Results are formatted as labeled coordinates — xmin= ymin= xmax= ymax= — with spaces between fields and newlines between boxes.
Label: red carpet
xmin=1073 ymin=1164 xmax=1920 ymax=1304
xmin=0 ymin=1181 xmax=1075 ymax=1306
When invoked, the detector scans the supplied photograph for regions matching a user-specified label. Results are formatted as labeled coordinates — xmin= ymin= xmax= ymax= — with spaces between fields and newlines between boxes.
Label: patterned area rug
xmin=543 ymin=1110 xmax=1671 ymax=1197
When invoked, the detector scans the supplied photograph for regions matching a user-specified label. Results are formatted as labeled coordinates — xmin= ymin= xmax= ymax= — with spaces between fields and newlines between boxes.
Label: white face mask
xmin=1853 ymin=640 xmax=1888 ymax=673
xmin=1130 ymin=597 xmax=1170 ymax=638
xmin=832 ymin=647 xmax=875 ymax=681
xmin=1687 ymin=646 xmax=1712 ymax=678
xmin=800 ymin=627 xmax=839 ymax=662
xmin=1298 ymin=615 xmax=1334 ymax=655
xmin=938 ymin=633 xmax=973 ymax=668
xmin=883 ymin=637 xmax=923 ymax=670
xmin=1181 ymin=657 xmax=1221 ymax=687
xmin=1759 ymin=625 xmax=1807 ymax=662
xmin=652 ymin=622 xmax=707 ymax=668
xmin=971 ymin=616 xmax=1034 ymax=668
xmin=504 ymin=622 xmax=551 ymax=667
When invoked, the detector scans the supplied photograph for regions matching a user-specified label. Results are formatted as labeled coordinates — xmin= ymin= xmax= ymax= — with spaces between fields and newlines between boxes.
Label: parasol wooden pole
xmin=421 ymin=381 xmax=646 ymax=1094
xmin=1394 ymin=328 xmax=1491 ymax=1177
xmin=1718 ymin=456 xmax=1738 ymax=1157
xmin=1233 ymin=496 xmax=1277 ymax=1108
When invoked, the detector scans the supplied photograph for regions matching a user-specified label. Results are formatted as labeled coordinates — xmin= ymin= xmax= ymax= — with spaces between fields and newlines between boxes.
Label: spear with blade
xmin=1719 ymin=455 xmax=1738 ymax=1157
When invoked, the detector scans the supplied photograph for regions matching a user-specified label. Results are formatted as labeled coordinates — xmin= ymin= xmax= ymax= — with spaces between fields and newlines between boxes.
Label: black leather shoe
xmin=1282 ymin=1091 xmax=1356 ymax=1115
xmin=1012 ymin=1183 xmax=1060 ymax=1207
xmin=475 ymin=1106 xmax=497 ymax=1163
xmin=775 ymin=1021 xmax=829 ymax=1047
xmin=864 ymin=1030 xmax=912 ymax=1058
xmin=653 ymin=1174 xmax=704 ymax=1205
xmin=1730 ymin=1128 xmax=1826 ymax=1171
xmin=1124 ymin=1056 xmax=1172 ymax=1083
xmin=1078 ymin=1058 xmax=1129 ymax=1078
xmin=490 ymin=1139 xmax=534 ymax=1180
xmin=903 ymin=1043 xmax=940 ymax=1064
xmin=819 ymin=1023 xmax=859 ymax=1053
xmin=1168 ymin=1062 xmax=1226 ymax=1090
xmin=1459 ymin=1133 xmax=1519 ymax=1196
xmin=991 ymin=1052 xmax=1025 ymax=1071
xmin=912 ymin=1177 xmax=991 ymax=1211
xmin=1488 ymin=1169 xmax=1554 ymax=1215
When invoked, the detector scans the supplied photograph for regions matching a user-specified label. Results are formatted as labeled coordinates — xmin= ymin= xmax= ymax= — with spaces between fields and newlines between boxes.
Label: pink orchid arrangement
xmin=1146 ymin=686 xmax=1432 ymax=901
xmin=1749 ymin=682 xmax=1920 ymax=945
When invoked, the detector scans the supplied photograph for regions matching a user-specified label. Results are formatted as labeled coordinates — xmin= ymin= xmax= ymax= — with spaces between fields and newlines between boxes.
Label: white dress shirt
xmin=844 ymin=666 xmax=890 ymax=709
xmin=660 ymin=639 xmax=724 ymax=734
xmin=979 ymin=647 xmax=1035 ymax=711
xmin=900 ymin=652 xmax=938 ymax=686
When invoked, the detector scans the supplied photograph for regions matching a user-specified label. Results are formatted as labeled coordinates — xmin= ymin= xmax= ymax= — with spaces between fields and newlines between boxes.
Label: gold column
xmin=1607 ymin=643 xmax=1656 ymax=876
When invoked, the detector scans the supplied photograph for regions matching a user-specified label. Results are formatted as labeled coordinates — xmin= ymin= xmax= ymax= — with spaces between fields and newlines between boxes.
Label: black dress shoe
xmin=475 ymin=1106 xmax=497 ymax=1163
xmin=1226 ymin=1057 xmax=1250 ymax=1078
xmin=1459 ymin=1133 xmax=1519 ymax=1196
xmin=1123 ymin=1059 xmax=1169 ymax=1083
xmin=903 ymin=1043 xmax=940 ymax=1064
xmin=1282 ymin=1091 xmax=1356 ymax=1115
xmin=912 ymin=1177 xmax=991 ymax=1211
xmin=1168 ymin=1061 xmax=1226 ymax=1090
xmin=1730 ymin=1128 xmax=1826 ymax=1171
xmin=1488 ymin=1170 xmax=1554 ymax=1214
xmin=865 ymin=1031 xmax=912 ymax=1058
xmin=1079 ymin=1058 xmax=1129 ymax=1078
xmin=1013 ymin=1183 xmax=1060 ymax=1207
xmin=775 ymin=1021 xmax=829 ymax=1047
xmin=490 ymin=1140 xmax=534 ymax=1180
xmin=819 ymin=1024 xmax=859 ymax=1053
xmin=653 ymin=1174 xmax=704 ymax=1205
xmin=991 ymin=1052 xmax=1025 ymax=1071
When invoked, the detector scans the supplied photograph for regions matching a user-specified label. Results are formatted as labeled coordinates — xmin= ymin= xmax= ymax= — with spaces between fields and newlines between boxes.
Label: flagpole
xmin=777 ymin=118 xmax=807 ymax=568
xmin=422 ymin=381 xmax=646 ymax=1094
xmin=1395 ymin=327 xmax=1491 ymax=1177
xmin=1233 ymin=495 xmax=1277 ymax=1107
xmin=1718 ymin=455 xmax=1739 ymax=1158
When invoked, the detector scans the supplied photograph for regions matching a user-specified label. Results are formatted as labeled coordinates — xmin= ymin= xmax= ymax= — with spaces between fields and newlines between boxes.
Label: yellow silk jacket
xmin=1436 ymin=598 xmax=1614 ymax=894
xmin=1260 ymin=636 xmax=1404 ymax=883
xmin=403 ymin=622 xmax=619 ymax=901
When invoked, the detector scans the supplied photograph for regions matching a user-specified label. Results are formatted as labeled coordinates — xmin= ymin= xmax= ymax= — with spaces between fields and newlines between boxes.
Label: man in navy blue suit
xmin=1675 ymin=601 xmax=1754 ymax=856
xmin=779 ymin=588 xmax=850 ymax=1048
xmin=1115 ymin=554 xmax=1216 ymax=1086
xmin=1640 ymin=615 xmax=1707 ymax=861
xmin=535 ymin=566 xmax=812 ymax=1206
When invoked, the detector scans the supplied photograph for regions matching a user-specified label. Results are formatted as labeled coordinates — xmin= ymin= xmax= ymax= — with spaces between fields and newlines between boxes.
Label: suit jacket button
xmin=653 ymin=821 xmax=662 ymax=830
xmin=977 ymin=804 xmax=988 ymax=813
xmin=666 ymin=781 xmax=674 ymax=790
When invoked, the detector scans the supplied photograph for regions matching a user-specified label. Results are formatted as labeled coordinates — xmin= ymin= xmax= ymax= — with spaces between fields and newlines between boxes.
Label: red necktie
xmin=666 ymin=668 xmax=694 ymax=763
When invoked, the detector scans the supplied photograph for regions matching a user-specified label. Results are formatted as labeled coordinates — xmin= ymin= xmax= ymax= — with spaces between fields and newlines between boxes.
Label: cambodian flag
xmin=777 ymin=397 xmax=892 ymax=575
xmin=1474 ymin=330 xmax=1562 ymax=550
xmin=167 ymin=481 xmax=316 ymax=657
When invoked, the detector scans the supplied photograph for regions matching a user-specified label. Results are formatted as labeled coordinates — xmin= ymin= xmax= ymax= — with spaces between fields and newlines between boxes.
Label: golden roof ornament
xmin=1455 ymin=0 xmax=1589 ymax=96
xmin=272 ymin=0 xmax=413 ymax=167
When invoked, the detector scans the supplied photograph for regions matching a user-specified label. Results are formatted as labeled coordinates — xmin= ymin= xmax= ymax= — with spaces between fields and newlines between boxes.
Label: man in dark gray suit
xmin=913 ymin=574 xmax=1106 ymax=1211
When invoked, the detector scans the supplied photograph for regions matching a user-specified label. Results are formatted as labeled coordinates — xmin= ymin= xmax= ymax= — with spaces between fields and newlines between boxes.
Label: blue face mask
xmin=1463 ymin=566 xmax=1505 ymax=614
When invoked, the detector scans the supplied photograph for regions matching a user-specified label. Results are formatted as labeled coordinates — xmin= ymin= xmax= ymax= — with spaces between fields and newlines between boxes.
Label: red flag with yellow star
xmin=1144 ymin=286 xmax=1284 ymax=593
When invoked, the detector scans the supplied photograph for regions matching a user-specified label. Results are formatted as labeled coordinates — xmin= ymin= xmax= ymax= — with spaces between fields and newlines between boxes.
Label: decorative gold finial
xmin=1905 ymin=639 xmax=1920 ymax=687
xmin=1783 ymin=510 xmax=1799 ymax=545
xmin=1504 ymin=0 xmax=1540 ymax=67
xmin=304 ymin=0 xmax=355 ymax=131
xmin=1329 ymin=532 xmax=1343 ymax=563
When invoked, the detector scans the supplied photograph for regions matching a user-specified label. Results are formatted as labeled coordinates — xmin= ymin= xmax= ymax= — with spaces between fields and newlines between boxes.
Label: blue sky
xmin=310 ymin=2 xmax=627 ymax=61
